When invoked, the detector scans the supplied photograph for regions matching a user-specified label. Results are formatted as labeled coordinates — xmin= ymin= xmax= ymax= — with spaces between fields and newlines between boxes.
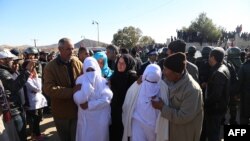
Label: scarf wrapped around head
xmin=82 ymin=57 xmax=103 ymax=98
xmin=110 ymin=54 xmax=137 ymax=104
xmin=74 ymin=57 xmax=109 ymax=105
xmin=113 ymin=54 xmax=135 ymax=75
xmin=93 ymin=51 xmax=113 ymax=78
xmin=141 ymin=64 xmax=162 ymax=98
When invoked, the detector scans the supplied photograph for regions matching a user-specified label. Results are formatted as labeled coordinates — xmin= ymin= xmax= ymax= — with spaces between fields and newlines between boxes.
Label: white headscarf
xmin=83 ymin=57 xmax=102 ymax=84
xmin=82 ymin=57 xmax=103 ymax=97
xmin=140 ymin=64 xmax=162 ymax=98
xmin=74 ymin=57 xmax=106 ymax=105
xmin=133 ymin=64 xmax=162 ymax=127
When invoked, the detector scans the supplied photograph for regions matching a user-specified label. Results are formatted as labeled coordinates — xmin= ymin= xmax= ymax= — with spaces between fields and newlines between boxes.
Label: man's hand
xmin=73 ymin=84 xmax=82 ymax=93
xmin=151 ymin=98 xmax=164 ymax=110
xmin=31 ymin=69 xmax=37 ymax=78
xmin=26 ymin=59 xmax=37 ymax=72
xmin=137 ymin=75 xmax=142 ymax=84
xmin=80 ymin=102 xmax=88 ymax=110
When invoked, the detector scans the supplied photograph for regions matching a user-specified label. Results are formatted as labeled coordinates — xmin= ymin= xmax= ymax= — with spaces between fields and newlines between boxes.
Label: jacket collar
xmin=169 ymin=71 xmax=189 ymax=93
xmin=211 ymin=63 xmax=221 ymax=73
xmin=56 ymin=55 xmax=72 ymax=65
xmin=0 ymin=64 xmax=13 ymax=73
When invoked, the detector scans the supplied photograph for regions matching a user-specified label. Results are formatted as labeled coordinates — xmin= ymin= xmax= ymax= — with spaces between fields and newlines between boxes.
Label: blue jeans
xmin=13 ymin=113 xmax=27 ymax=141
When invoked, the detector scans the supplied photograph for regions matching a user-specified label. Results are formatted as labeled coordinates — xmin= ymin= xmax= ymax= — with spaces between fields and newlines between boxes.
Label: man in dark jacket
xmin=0 ymin=80 xmax=11 ymax=141
xmin=0 ymin=49 xmax=35 ymax=141
xmin=167 ymin=40 xmax=199 ymax=82
xmin=157 ymin=47 xmax=168 ymax=70
xmin=226 ymin=47 xmax=242 ymax=125
xmin=196 ymin=46 xmax=212 ymax=96
xmin=187 ymin=46 xmax=197 ymax=64
xmin=106 ymin=44 xmax=119 ymax=71
xmin=238 ymin=52 xmax=250 ymax=125
xmin=130 ymin=47 xmax=142 ymax=73
xmin=204 ymin=47 xmax=230 ymax=141
xmin=137 ymin=48 xmax=158 ymax=76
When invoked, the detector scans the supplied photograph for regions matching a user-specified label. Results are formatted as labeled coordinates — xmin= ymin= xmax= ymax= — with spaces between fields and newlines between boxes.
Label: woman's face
xmin=97 ymin=59 xmax=104 ymax=69
xmin=117 ymin=57 xmax=126 ymax=72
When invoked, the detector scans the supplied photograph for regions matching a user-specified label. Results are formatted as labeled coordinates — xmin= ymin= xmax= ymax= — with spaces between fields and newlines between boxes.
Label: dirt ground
xmin=25 ymin=108 xmax=239 ymax=141
xmin=27 ymin=114 xmax=59 ymax=141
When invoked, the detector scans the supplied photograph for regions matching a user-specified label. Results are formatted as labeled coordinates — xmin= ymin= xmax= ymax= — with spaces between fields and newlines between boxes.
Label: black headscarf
xmin=110 ymin=54 xmax=137 ymax=109
xmin=109 ymin=54 xmax=138 ymax=141
xmin=114 ymin=54 xmax=135 ymax=73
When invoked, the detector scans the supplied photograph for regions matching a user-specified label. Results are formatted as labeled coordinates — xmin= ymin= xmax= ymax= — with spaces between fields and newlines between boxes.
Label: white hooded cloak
xmin=122 ymin=64 xmax=169 ymax=141
xmin=73 ymin=57 xmax=113 ymax=141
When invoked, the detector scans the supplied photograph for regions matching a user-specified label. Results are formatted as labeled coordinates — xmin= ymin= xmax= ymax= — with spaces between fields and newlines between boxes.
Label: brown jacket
xmin=43 ymin=56 xmax=82 ymax=119
xmin=162 ymin=72 xmax=203 ymax=141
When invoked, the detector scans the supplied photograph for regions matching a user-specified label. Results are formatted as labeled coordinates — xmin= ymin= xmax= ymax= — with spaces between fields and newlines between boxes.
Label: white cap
xmin=0 ymin=49 xmax=17 ymax=59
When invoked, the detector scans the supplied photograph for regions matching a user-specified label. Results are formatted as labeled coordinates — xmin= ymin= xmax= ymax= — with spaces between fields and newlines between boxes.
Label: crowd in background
xmin=0 ymin=37 xmax=250 ymax=141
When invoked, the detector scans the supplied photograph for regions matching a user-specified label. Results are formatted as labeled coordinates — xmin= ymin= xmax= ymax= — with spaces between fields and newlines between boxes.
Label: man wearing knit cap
xmin=201 ymin=47 xmax=230 ymax=141
xmin=152 ymin=52 xmax=203 ymax=141
xmin=167 ymin=40 xmax=199 ymax=82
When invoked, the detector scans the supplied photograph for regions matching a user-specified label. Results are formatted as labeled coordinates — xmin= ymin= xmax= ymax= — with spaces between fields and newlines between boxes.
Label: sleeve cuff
xmin=161 ymin=105 xmax=170 ymax=118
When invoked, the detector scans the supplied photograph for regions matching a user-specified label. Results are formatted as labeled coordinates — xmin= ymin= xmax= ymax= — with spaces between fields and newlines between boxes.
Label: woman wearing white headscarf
xmin=73 ymin=57 xmax=113 ymax=141
xmin=122 ymin=64 xmax=169 ymax=141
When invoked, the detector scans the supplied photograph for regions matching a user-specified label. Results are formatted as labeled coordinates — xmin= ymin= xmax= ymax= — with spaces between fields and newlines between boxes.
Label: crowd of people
xmin=0 ymin=37 xmax=250 ymax=141
xmin=176 ymin=25 xmax=250 ymax=44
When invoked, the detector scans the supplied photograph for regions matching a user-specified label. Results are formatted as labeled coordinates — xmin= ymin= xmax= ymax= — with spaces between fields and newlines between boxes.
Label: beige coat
xmin=161 ymin=72 xmax=203 ymax=141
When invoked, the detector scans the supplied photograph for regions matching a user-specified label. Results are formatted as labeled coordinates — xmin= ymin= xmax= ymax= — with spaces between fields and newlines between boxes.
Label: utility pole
xmin=32 ymin=39 xmax=38 ymax=47
xmin=92 ymin=20 xmax=99 ymax=46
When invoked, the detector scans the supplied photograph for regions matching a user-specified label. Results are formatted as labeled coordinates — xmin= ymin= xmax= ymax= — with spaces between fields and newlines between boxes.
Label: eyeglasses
xmin=63 ymin=48 xmax=74 ymax=51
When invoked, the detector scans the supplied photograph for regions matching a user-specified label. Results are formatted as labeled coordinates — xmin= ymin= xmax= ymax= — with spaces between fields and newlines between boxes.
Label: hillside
xmin=0 ymin=39 xmax=109 ymax=52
